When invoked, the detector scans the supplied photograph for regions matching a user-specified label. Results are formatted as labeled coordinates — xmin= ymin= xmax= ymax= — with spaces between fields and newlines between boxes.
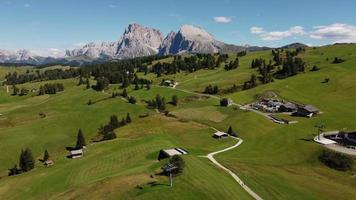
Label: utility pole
xmin=170 ymin=171 xmax=173 ymax=187
xmin=315 ymin=122 xmax=325 ymax=141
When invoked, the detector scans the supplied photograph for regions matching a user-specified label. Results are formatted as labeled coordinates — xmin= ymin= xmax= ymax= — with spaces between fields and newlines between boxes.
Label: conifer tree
xmin=122 ymin=88 xmax=128 ymax=98
xmin=227 ymin=126 xmax=237 ymax=137
xmin=43 ymin=149 xmax=50 ymax=161
xmin=126 ymin=113 xmax=132 ymax=123
xmin=76 ymin=129 xmax=86 ymax=149
xmin=171 ymin=95 xmax=178 ymax=106
xmin=110 ymin=115 xmax=119 ymax=128
xmin=86 ymin=78 xmax=90 ymax=89
xmin=19 ymin=148 xmax=35 ymax=172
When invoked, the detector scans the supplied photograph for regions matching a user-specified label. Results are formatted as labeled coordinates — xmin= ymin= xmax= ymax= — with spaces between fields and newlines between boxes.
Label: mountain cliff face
xmin=115 ymin=23 xmax=164 ymax=59
xmin=159 ymin=25 xmax=222 ymax=55
xmin=157 ymin=25 xmax=267 ymax=55
xmin=0 ymin=50 xmax=40 ymax=65
xmin=0 ymin=23 xmax=274 ymax=66
xmin=65 ymin=23 xmax=164 ymax=60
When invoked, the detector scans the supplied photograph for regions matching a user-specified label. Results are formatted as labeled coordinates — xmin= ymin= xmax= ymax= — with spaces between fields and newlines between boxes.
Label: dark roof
xmin=282 ymin=102 xmax=297 ymax=109
xmin=302 ymin=105 xmax=319 ymax=112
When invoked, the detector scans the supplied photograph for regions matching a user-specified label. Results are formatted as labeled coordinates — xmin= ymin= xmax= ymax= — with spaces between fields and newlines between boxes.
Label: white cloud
xmin=250 ymin=26 xmax=305 ymax=41
xmin=310 ymin=23 xmax=356 ymax=43
xmin=250 ymin=27 xmax=264 ymax=34
xmin=24 ymin=3 xmax=30 ymax=7
xmin=32 ymin=48 xmax=65 ymax=58
xmin=214 ymin=16 xmax=232 ymax=23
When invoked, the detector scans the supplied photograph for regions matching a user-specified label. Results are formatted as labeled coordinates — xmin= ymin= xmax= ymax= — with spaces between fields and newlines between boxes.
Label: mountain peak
xmin=179 ymin=25 xmax=214 ymax=41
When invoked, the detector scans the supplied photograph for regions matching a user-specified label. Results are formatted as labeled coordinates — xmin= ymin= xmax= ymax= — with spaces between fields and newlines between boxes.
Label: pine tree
xmin=126 ymin=113 xmax=132 ymax=123
xmin=227 ymin=126 xmax=237 ymax=137
xmin=12 ymin=84 xmax=19 ymax=96
xmin=76 ymin=129 xmax=86 ymax=149
xmin=120 ymin=118 xmax=127 ymax=126
xmin=19 ymin=148 xmax=35 ymax=172
xmin=122 ymin=88 xmax=128 ymax=98
xmin=171 ymin=95 xmax=178 ymax=106
xmin=43 ymin=149 xmax=50 ymax=161
xmin=78 ymin=76 xmax=85 ymax=86
xmin=134 ymin=83 xmax=139 ymax=90
xmin=86 ymin=78 xmax=90 ymax=89
xmin=110 ymin=115 xmax=119 ymax=128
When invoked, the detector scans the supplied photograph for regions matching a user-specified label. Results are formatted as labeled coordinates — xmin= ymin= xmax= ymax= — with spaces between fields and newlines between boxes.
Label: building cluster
xmin=251 ymin=98 xmax=320 ymax=117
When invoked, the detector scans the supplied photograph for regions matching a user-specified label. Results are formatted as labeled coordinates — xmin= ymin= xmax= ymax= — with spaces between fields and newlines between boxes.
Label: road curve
xmin=205 ymin=134 xmax=264 ymax=200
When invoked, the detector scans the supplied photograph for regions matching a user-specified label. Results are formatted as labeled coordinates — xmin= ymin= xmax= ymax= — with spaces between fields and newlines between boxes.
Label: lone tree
xmin=19 ymin=148 xmax=35 ymax=172
xmin=169 ymin=155 xmax=185 ymax=175
xmin=227 ymin=126 xmax=237 ymax=137
xmin=126 ymin=113 xmax=132 ymax=124
xmin=86 ymin=78 xmax=91 ymax=89
xmin=43 ymin=149 xmax=50 ymax=162
xmin=122 ymin=88 xmax=128 ymax=98
xmin=128 ymin=96 xmax=137 ymax=104
xmin=76 ymin=129 xmax=86 ymax=149
xmin=171 ymin=95 xmax=178 ymax=106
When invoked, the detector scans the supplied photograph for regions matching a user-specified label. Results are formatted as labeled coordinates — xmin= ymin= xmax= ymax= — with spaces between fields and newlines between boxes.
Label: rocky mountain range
xmin=0 ymin=23 xmax=302 ymax=66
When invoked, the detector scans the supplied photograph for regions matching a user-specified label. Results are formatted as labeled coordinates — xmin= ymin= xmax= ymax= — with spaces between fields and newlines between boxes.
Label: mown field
xmin=0 ymin=44 xmax=356 ymax=200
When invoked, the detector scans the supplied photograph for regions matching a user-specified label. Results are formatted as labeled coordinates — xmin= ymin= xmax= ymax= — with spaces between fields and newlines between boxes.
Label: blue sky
xmin=0 ymin=0 xmax=356 ymax=56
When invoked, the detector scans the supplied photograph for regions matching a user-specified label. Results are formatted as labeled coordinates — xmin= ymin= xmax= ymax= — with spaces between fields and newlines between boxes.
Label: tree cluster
xmin=38 ymin=83 xmax=64 ymax=95
xmin=5 ymin=68 xmax=79 ymax=85
xmin=146 ymin=94 xmax=166 ymax=111
xmin=203 ymin=85 xmax=219 ymax=94
xmin=97 ymin=113 xmax=132 ymax=141
xmin=237 ymin=51 xmax=247 ymax=57
xmin=8 ymin=148 xmax=35 ymax=176
xmin=243 ymin=74 xmax=258 ymax=90
xmin=224 ymin=57 xmax=239 ymax=71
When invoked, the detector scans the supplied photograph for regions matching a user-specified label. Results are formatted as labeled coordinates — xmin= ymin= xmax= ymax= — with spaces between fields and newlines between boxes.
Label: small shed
xmin=213 ymin=131 xmax=228 ymax=139
xmin=158 ymin=148 xmax=188 ymax=160
xmin=44 ymin=160 xmax=54 ymax=167
xmin=296 ymin=105 xmax=320 ymax=117
xmin=69 ymin=149 xmax=83 ymax=159
xmin=163 ymin=80 xmax=177 ymax=87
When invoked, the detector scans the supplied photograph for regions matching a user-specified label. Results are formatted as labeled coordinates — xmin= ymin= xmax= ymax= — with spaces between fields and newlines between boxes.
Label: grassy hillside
xmin=0 ymin=44 xmax=356 ymax=199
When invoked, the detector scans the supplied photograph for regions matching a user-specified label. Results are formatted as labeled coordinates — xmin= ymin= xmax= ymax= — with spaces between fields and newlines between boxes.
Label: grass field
xmin=0 ymin=44 xmax=356 ymax=199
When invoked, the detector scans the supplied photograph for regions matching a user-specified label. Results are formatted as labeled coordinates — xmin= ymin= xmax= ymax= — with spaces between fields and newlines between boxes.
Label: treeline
xmin=151 ymin=54 xmax=217 ymax=77
xmin=38 ymin=83 xmax=64 ymax=95
xmin=11 ymin=83 xmax=64 ymax=96
xmin=4 ymin=68 xmax=79 ymax=85
xmin=146 ymin=94 xmax=166 ymax=111
xmin=95 ymin=113 xmax=132 ymax=142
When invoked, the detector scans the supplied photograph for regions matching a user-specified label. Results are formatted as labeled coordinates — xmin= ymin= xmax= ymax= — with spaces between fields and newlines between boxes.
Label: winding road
xmin=203 ymin=128 xmax=264 ymax=200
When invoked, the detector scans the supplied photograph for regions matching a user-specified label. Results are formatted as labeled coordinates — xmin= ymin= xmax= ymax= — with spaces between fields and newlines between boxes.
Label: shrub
xmin=310 ymin=65 xmax=320 ymax=72
xmin=319 ymin=150 xmax=353 ymax=171
xmin=220 ymin=98 xmax=230 ymax=107
xmin=128 ymin=96 xmax=137 ymax=104
xmin=332 ymin=57 xmax=345 ymax=64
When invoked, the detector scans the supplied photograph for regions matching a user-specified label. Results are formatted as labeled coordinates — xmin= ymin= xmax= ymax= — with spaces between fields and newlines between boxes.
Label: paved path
xmin=204 ymin=128 xmax=263 ymax=200
xmin=315 ymin=131 xmax=356 ymax=156
xmin=159 ymin=85 xmax=285 ymax=124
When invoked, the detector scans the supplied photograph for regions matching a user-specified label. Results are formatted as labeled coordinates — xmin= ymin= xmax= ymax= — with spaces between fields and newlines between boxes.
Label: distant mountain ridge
xmin=0 ymin=23 xmax=308 ymax=66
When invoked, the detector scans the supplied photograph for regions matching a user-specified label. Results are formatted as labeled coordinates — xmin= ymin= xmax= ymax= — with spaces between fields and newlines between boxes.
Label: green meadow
xmin=0 ymin=44 xmax=355 ymax=199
